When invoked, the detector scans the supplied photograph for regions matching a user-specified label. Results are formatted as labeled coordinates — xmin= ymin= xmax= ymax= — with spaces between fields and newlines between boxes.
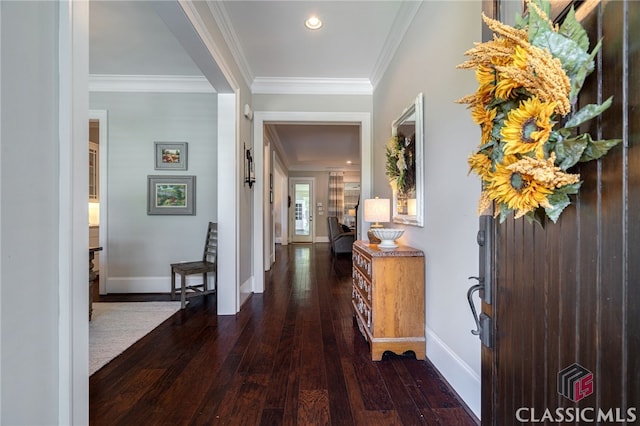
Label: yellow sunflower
xmin=494 ymin=46 xmax=528 ymax=100
xmin=476 ymin=65 xmax=496 ymax=98
xmin=487 ymin=155 xmax=553 ymax=218
xmin=494 ymin=73 xmax=521 ymax=100
xmin=468 ymin=152 xmax=492 ymax=181
xmin=471 ymin=104 xmax=497 ymax=143
xmin=501 ymin=97 xmax=556 ymax=158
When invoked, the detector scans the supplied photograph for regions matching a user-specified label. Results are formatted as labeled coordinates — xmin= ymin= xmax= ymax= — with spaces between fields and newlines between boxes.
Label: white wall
xmin=1 ymin=2 xmax=68 ymax=423
xmin=373 ymin=1 xmax=482 ymax=417
xmin=90 ymin=92 xmax=218 ymax=292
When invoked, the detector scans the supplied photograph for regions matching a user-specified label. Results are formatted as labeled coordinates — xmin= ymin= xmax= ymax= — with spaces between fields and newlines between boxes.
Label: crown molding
xmin=206 ymin=1 xmax=254 ymax=90
xmin=251 ymin=77 xmax=373 ymax=95
xmin=369 ymin=1 xmax=423 ymax=89
xmin=287 ymin=165 xmax=361 ymax=172
xmin=88 ymin=74 xmax=215 ymax=93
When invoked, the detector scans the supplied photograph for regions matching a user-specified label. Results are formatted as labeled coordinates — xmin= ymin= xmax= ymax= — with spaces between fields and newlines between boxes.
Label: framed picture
xmin=155 ymin=142 xmax=188 ymax=170
xmin=147 ymin=175 xmax=196 ymax=215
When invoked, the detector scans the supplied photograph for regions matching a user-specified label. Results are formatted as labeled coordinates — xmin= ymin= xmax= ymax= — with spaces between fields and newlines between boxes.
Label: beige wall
xmin=372 ymin=1 xmax=482 ymax=416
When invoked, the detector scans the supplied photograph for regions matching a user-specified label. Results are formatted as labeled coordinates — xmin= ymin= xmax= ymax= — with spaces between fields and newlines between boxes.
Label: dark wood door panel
xmin=485 ymin=1 xmax=640 ymax=424
xmin=628 ymin=0 xmax=640 ymax=412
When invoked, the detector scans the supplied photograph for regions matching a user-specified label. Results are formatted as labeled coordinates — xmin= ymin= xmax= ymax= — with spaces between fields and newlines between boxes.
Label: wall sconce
xmin=244 ymin=144 xmax=255 ymax=188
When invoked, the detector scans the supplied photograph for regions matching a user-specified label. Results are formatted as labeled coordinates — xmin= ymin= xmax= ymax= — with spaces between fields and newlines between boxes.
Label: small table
xmin=89 ymin=246 xmax=103 ymax=320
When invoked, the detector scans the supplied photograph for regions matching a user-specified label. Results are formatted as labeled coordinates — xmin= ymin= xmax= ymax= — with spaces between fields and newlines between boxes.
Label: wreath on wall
xmin=385 ymin=133 xmax=416 ymax=196
xmin=457 ymin=0 xmax=621 ymax=225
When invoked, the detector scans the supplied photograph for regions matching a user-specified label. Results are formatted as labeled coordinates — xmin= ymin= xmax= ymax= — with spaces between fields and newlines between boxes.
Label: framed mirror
xmin=389 ymin=93 xmax=423 ymax=227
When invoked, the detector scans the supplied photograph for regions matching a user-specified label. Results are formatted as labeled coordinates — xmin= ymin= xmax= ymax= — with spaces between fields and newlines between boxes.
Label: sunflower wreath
xmin=457 ymin=0 xmax=621 ymax=225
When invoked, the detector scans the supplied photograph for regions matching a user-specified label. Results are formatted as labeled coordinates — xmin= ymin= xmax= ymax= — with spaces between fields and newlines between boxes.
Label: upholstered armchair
xmin=327 ymin=216 xmax=355 ymax=255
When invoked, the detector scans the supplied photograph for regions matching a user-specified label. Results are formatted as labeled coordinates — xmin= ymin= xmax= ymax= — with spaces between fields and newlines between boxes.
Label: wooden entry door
xmin=479 ymin=1 xmax=640 ymax=424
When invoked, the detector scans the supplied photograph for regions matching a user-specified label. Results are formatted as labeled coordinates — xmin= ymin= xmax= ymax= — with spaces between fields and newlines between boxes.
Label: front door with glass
xmin=290 ymin=178 xmax=314 ymax=243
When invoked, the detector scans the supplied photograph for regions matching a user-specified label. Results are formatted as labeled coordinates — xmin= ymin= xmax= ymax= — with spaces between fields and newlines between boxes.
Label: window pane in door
xmin=294 ymin=183 xmax=310 ymax=236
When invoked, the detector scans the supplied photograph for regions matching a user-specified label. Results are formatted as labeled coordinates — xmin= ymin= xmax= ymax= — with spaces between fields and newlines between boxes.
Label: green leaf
xmin=531 ymin=30 xmax=593 ymax=81
xmin=557 ymin=127 xmax=574 ymax=139
xmin=587 ymin=38 xmax=603 ymax=63
xmin=564 ymin=97 xmax=613 ymax=128
xmin=570 ymin=66 xmax=589 ymax=102
xmin=559 ymin=7 xmax=589 ymax=52
xmin=527 ymin=0 xmax=553 ymax=41
xmin=477 ymin=140 xmax=495 ymax=152
xmin=515 ymin=12 xmax=528 ymax=30
xmin=555 ymin=182 xmax=582 ymax=195
xmin=580 ymin=137 xmax=623 ymax=162
xmin=569 ymin=39 xmax=601 ymax=101
xmin=498 ymin=204 xmax=510 ymax=223
xmin=544 ymin=192 xmax=572 ymax=223
xmin=554 ymin=134 xmax=589 ymax=169
xmin=525 ymin=208 xmax=547 ymax=228
xmin=492 ymin=146 xmax=504 ymax=167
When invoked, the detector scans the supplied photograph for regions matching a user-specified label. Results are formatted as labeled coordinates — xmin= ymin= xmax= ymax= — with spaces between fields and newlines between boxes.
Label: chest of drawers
xmin=352 ymin=240 xmax=425 ymax=360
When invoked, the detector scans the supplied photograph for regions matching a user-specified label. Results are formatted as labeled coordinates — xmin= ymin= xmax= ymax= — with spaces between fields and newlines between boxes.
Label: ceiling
xmin=89 ymin=1 xmax=419 ymax=171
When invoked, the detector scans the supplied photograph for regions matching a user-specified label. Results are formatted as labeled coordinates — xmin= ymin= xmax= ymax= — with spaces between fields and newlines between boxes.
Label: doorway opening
xmin=290 ymin=178 xmax=315 ymax=243
xmin=89 ymin=110 xmax=108 ymax=294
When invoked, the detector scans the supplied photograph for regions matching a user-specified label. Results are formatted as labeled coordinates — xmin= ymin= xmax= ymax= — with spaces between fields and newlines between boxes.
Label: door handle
xmin=467 ymin=277 xmax=482 ymax=335
xmin=467 ymin=276 xmax=492 ymax=348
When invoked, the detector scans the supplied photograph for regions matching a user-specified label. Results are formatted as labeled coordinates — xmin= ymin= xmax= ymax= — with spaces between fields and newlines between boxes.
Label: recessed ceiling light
xmin=305 ymin=16 xmax=322 ymax=30
xmin=346 ymin=160 xmax=352 ymax=164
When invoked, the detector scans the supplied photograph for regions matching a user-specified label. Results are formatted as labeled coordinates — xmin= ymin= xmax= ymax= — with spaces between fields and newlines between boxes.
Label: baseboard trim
xmin=240 ymin=276 xmax=253 ymax=295
xmin=426 ymin=327 xmax=481 ymax=419
xmin=106 ymin=276 xmax=215 ymax=294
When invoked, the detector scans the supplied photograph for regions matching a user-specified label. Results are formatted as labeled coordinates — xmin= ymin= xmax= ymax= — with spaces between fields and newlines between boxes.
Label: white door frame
xmin=59 ymin=1 xmax=89 ymax=424
xmin=252 ymin=111 xmax=371 ymax=294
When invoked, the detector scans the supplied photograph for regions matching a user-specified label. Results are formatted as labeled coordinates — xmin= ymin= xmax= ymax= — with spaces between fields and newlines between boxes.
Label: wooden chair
xmin=171 ymin=222 xmax=217 ymax=309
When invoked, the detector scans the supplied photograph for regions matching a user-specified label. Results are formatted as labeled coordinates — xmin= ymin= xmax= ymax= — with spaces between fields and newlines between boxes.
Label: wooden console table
xmin=89 ymin=246 xmax=103 ymax=321
xmin=352 ymin=240 xmax=425 ymax=360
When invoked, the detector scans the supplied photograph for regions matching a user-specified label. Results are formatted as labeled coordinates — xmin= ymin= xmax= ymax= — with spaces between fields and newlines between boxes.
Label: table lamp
xmin=363 ymin=197 xmax=404 ymax=249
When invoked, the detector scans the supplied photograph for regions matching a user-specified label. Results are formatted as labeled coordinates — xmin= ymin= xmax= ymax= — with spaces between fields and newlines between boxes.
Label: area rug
xmin=89 ymin=302 xmax=181 ymax=375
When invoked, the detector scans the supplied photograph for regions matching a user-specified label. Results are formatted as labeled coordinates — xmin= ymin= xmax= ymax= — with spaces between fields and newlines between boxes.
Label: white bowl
xmin=371 ymin=228 xmax=404 ymax=249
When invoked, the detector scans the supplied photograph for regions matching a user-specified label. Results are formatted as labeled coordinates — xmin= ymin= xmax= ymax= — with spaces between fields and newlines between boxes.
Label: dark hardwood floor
xmin=90 ymin=243 xmax=478 ymax=425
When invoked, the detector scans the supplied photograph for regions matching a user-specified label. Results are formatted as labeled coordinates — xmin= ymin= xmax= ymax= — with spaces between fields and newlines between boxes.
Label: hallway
xmin=89 ymin=243 xmax=478 ymax=425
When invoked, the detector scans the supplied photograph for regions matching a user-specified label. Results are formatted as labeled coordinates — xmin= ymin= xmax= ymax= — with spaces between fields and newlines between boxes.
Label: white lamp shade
xmin=364 ymin=198 xmax=390 ymax=223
